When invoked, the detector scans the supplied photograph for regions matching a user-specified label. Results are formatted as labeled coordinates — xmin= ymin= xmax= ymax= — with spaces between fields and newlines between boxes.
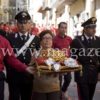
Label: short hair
xmin=58 ymin=22 xmax=67 ymax=28
xmin=39 ymin=30 xmax=53 ymax=41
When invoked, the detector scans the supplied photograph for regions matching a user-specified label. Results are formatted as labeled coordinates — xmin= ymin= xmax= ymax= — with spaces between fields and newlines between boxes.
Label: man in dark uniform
xmin=70 ymin=17 xmax=100 ymax=100
xmin=6 ymin=11 xmax=40 ymax=100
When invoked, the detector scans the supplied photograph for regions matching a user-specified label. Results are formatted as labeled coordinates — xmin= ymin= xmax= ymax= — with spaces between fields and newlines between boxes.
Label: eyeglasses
xmin=42 ymin=37 xmax=53 ymax=40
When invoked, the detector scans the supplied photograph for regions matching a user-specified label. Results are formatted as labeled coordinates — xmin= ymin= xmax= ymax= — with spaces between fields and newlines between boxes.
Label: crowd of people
xmin=0 ymin=10 xmax=100 ymax=100
xmin=0 ymin=20 xmax=58 ymax=37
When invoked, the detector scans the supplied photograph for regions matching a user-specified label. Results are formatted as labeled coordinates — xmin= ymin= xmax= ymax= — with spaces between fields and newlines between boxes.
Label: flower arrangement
xmin=31 ymin=49 xmax=82 ymax=74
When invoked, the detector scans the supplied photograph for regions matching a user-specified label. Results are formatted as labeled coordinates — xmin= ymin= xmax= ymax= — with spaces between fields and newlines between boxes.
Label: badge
xmin=22 ymin=12 xmax=27 ymax=18
xmin=92 ymin=17 xmax=96 ymax=24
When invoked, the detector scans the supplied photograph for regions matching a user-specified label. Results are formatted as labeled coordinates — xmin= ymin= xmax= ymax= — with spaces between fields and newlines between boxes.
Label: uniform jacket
xmin=6 ymin=32 xmax=40 ymax=83
xmin=0 ymin=35 xmax=27 ymax=72
xmin=70 ymin=34 xmax=100 ymax=83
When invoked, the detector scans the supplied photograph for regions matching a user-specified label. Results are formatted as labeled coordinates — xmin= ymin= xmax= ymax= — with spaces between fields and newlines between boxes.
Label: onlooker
xmin=31 ymin=22 xmax=39 ymax=36
xmin=53 ymin=22 xmax=72 ymax=100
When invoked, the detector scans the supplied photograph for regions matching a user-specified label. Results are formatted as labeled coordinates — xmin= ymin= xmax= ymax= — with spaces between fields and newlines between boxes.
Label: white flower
xmin=45 ymin=58 xmax=55 ymax=66
xmin=64 ymin=58 xmax=78 ymax=67
xmin=53 ymin=63 xmax=60 ymax=71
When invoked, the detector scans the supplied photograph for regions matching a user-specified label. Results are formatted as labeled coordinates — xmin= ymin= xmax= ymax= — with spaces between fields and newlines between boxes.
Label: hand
xmin=26 ymin=66 xmax=35 ymax=74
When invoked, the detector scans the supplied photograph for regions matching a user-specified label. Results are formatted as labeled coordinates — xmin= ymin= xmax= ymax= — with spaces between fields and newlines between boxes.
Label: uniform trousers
xmin=77 ymin=82 xmax=97 ymax=100
xmin=62 ymin=73 xmax=71 ymax=92
xmin=0 ymin=72 xmax=5 ymax=100
xmin=8 ymin=78 xmax=33 ymax=100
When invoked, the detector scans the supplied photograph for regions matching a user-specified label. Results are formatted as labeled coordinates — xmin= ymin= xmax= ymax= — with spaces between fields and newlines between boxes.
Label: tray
xmin=37 ymin=65 xmax=82 ymax=74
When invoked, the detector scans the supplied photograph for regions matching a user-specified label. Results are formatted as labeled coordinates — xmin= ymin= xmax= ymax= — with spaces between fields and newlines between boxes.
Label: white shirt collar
xmin=84 ymin=34 xmax=93 ymax=40
xmin=19 ymin=32 xmax=28 ymax=37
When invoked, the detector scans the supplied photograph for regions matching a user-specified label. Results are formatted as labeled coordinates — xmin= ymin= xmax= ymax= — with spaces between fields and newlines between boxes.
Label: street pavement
xmin=67 ymin=81 xmax=100 ymax=100
xmin=4 ymin=73 xmax=100 ymax=100
xmin=67 ymin=73 xmax=100 ymax=100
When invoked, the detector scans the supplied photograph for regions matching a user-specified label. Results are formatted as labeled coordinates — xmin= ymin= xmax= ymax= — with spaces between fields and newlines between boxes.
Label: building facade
xmin=49 ymin=0 xmax=100 ymax=37
xmin=0 ymin=0 xmax=9 ymax=22
xmin=9 ymin=0 xmax=16 ymax=22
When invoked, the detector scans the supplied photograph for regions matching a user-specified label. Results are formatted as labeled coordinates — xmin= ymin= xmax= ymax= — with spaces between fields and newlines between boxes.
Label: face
xmin=84 ymin=27 xmax=96 ymax=37
xmin=17 ymin=20 xmax=32 ymax=34
xmin=40 ymin=33 xmax=53 ymax=49
xmin=58 ymin=23 xmax=67 ymax=35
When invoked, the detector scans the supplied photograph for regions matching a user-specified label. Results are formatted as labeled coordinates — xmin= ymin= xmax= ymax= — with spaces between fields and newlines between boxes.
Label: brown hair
xmin=39 ymin=30 xmax=53 ymax=41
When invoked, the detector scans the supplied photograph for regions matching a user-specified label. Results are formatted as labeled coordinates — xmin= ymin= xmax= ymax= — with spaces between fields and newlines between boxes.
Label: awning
xmin=96 ymin=0 xmax=100 ymax=10
xmin=38 ymin=7 xmax=43 ymax=13
xmin=56 ymin=0 xmax=76 ymax=17
xmin=38 ymin=6 xmax=51 ymax=15
xmin=70 ymin=0 xmax=85 ymax=16
xmin=56 ymin=5 xmax=65 ymax=17
xmin=55 ymin=0 xmax=66 ymax=17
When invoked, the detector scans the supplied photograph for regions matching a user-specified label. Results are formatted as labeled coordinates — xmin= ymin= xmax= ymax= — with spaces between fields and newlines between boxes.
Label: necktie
xmin=88 ymin=38 xmax=92 ymax=43
xmin=88 ymin=38 xmax=92 ymax=46
xmin=21 ymin=35 xmax=26 ymax=41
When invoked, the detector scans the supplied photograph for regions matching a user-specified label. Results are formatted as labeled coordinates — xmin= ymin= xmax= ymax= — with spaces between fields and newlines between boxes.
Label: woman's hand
xmin=26 ymin=66 xmax=36 ymax=74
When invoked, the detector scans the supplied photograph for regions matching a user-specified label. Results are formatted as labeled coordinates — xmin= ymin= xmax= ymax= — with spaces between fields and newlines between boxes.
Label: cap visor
xmin=85 ymin=24 xmax=96 ymax=28
xmin=17 ymin=20 xmax=28 ymax=24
